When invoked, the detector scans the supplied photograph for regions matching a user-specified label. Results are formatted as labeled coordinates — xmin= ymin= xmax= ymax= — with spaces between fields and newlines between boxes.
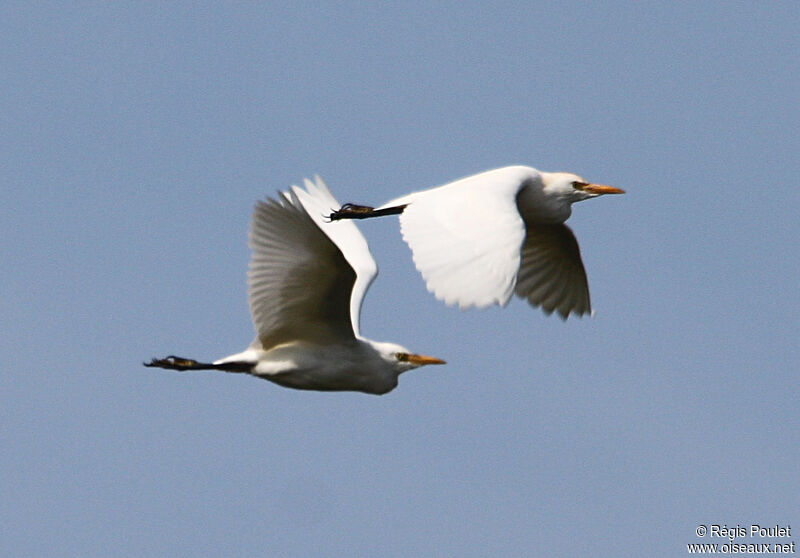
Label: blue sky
xmin=2 ymin=3 xmax=797 ymax=556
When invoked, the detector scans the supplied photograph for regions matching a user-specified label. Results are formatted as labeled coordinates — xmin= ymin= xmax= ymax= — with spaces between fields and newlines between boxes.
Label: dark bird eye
xmin=572 ymin=181 xmax=588 ymax=190
xmin=395 ymin=352 xmax=410 ymax=361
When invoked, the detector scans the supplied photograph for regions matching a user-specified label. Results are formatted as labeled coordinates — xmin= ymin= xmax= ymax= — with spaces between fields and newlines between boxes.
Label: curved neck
xmin=516 ymin=181 xmax=573 ymax=224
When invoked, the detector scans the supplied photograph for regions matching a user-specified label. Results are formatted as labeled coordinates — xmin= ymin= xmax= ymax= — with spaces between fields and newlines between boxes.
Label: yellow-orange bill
xmin=406 ymin=354 xmax=447 ymax=365
xmin=581 ymin=183 xmax=626 ymax=195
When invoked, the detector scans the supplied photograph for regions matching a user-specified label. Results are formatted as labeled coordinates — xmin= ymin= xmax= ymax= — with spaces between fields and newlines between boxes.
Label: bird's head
xmin=541 ymin=172 xmax=625 ymax=204
xmin=372 ymin=341 xmax=446 ymax=373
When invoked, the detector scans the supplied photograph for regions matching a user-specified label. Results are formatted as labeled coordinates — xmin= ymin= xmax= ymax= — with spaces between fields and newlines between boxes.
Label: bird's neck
xmin=517 ymin=183 xmax=573 ymax=224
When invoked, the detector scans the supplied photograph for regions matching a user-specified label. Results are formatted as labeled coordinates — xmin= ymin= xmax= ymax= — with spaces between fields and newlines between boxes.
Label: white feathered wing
xmin=381 ymin=166 xmax=591 ymax=317
xmin=247 ymin=176 xmax=377 ymax=350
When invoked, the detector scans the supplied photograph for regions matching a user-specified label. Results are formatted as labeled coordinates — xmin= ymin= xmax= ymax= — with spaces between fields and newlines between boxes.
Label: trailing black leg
xmin=144 ymin=355 xmax=252 ymax=373
xmin=144 ymin=355 xmax=208 ymax=370
xmin=328 ymin=203 xmax=408 ymax=221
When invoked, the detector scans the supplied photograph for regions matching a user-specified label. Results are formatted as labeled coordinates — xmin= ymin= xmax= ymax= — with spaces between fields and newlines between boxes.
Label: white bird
xmin=145 ymin=176 xmax=445 ymax=395
xmin=330 ymin=165 xmax=624 ymax=319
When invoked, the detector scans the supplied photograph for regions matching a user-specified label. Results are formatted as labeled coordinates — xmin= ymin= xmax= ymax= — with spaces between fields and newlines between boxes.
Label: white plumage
xmin=146 ymin=176 xmax=444 ymax=395
xmin=331 ymin=166 xmax=624 ymax=319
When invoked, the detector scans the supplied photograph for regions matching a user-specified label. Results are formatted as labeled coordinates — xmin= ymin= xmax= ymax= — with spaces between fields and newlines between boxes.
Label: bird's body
xmin=146 ymin=177 xmax=444 ymax=395
xmin=210 ymin=340 xmax=407 ymax=394
xmin=331 ymin=166 xmax=624 ymax=319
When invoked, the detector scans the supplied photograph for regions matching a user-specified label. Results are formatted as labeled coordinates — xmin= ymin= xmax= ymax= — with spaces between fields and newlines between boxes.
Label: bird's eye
xmin=395 ymin=352 xmax=410 ymax=362
xmin=572 ymin=181 xmax=589 ymax=190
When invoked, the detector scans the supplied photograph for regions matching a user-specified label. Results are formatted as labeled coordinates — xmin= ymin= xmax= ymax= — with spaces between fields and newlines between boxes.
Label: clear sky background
xmin=2 ymin=3 xmax=797 ymax=557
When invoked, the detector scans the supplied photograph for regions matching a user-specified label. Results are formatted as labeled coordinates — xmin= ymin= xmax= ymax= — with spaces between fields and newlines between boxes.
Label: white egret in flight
xmin=330 ymin=166 xmax=624 ymax=319
xmin=146 ymin=177 xmax=445 ymax=395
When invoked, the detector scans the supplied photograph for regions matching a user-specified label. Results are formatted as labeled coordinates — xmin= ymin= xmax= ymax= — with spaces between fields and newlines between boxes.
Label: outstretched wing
xmin=514 ymin=223 xmax=591 ymax=319
xmin=248 ymin=177 xmax=377 ymax=349
xmin=388 ymin=166 xmax=537 ymax=309
xmin=292 ymin=176 xmax=377 ymax=338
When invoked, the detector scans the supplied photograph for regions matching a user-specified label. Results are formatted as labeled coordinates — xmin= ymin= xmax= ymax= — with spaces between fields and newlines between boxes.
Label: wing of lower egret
xmin=394 ymin=166 xmax=536 ymax=309
xmin=514 ymin=223 xmax=591 ymax=319
xmin=291 ymin=176 xmax=377 ymax=339
xmin=248 ymin=184 xmax=361 ymax=348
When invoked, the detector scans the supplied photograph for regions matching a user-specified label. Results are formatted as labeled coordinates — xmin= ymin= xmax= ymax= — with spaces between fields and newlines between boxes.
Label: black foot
xmin=328 ymin=203 xmax=377 ymax=221
xmin=144 ymin=355 xmax=203 ymax=370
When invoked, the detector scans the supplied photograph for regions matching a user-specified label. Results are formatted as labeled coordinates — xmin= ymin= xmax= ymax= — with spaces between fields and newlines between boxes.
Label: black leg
xmin=144 ymin=355 xmax=253 ymax=374
xmin=328 ymin=203 xmax=408 ymax=221
xmin=144 ymin=355 xmax=212 ymax=371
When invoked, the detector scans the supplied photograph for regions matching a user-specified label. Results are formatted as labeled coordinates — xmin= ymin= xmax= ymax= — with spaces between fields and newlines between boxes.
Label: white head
xmin=370 ymin=341 xmax=447 ymax=374
xmin=540 ymin=172 xmax=626 ymax=203
xmin=519 ymin=171 xmax=625 ymax=223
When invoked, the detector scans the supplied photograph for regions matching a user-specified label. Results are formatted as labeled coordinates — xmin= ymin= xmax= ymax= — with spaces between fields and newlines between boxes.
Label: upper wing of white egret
xmin=292 ymin=176 xmax=378 ymax=338
xmin=386 ymin=166 xmax=537 ymax=309
xmin=248 ymin=177 xmax=377 ymax=348
xmin=514 ymin=223 xmax=591 ymax=319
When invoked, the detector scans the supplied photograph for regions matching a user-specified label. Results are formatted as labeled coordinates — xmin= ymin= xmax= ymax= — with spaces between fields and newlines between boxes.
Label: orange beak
xmin=580 ymin=183 xmax=626 ymax=195
xmin=405 ymin=354 xmax=447 ymax=366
